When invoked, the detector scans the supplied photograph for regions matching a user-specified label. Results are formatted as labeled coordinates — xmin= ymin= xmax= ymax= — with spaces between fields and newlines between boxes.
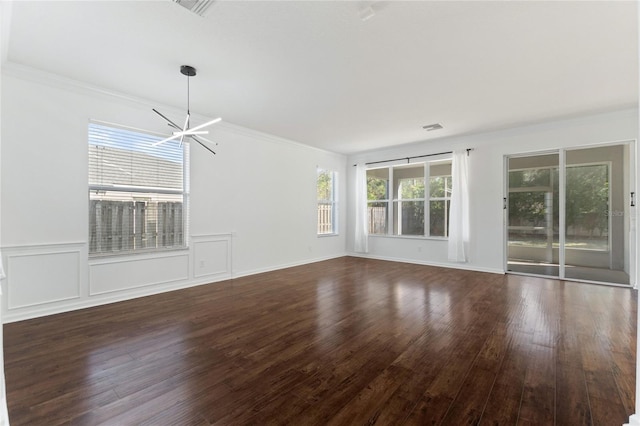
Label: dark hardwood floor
xmin=3 ymin=257 xmax=636 ymax=425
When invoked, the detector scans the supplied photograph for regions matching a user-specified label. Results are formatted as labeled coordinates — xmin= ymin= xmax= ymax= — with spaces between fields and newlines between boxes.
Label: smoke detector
xmin=172 ymin=0 xmax=216 ymax=17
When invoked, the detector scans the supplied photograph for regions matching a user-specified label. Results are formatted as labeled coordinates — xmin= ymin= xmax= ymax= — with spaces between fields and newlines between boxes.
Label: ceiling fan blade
xmin=182 ymin=113 xmax=190 ymax=132
xmin=153 ymin=107 xmax=220 ymax=153
xmin=192 ymin=137 xmax=216 ymax=155
xmin=193 ymin=135 xmax=219 ymax=146
xmin=152 ymin=133 xmax=181 ymax=147
xmin=176 ymin=130 xmax=209 ymax=136
xmin=188 ymin=117 xmax=222 ymax=133
xmin=152 ymin=108 xmax=182 ymax=130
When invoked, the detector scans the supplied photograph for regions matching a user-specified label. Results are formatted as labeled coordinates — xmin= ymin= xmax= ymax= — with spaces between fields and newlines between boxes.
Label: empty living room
xmin=0 ymin=1 xmax=638 ymax=425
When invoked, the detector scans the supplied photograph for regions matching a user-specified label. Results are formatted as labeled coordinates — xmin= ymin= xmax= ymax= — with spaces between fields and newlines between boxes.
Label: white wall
xmin=0 ymin=66 xmax=347 ymax=322
xmin=1 ymin=63 xmax=636 ymax=323
xmin=347 ymin=109 xmax=638 ymax=274
xmin=0 ymin=3 xmax=10 ymax=421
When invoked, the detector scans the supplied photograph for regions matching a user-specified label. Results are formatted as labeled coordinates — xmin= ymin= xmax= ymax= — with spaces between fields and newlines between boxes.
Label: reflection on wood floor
xmin=4 ymin=257 xmax=637 ymax=425
xmin=508 ymin=260 xmax=630 ymax=285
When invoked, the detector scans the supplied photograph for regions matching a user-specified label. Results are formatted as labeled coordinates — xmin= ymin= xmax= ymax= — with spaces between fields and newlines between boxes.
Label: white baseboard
xmin=0 ymin=395 xmax=8 ymax=426
xmin=2 ymin=273 xmax=231 ymax=323
xmin=625 ymin=414 xmax=640 ymax=426
xmin=3 ymin=253 xmax=348 ymax=323
xmin=4 ymin=251 xmax=500 ymax=323
xmin=231 ymin=253 xmax=348 ymax=279
xmin=346 ymin=252 xmax=504 ymax=275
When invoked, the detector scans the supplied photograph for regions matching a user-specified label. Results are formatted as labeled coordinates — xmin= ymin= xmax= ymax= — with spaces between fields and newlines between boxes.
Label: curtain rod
xmin=353 ymin=148 xmax=472 ymax=167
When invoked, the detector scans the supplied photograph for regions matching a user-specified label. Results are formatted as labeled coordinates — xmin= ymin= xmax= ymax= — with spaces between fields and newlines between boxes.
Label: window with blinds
xmin=88 ymin=122 xmax=189 ymax=255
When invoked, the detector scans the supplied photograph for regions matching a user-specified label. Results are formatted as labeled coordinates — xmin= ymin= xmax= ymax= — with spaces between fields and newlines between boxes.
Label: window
xmin=428 ymin=161 xmax=452 ymax=237
xmin=317 ymin=169 xmax=338 ymax=235
xmin=366 ymin=168 xmax=390 ymax=234
xmin=88 ymin=122 xmax=189 ymax=255
xmin=394 ymin=164 xmax=425 ymax=236
xmin=366 ymin=159 xmax=451 ymax=237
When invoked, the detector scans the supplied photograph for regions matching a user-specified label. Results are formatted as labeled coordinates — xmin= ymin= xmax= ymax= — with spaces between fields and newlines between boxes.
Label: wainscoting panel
xmin=2 ymin=235 xmax=233 ymax=322
xmin=5 ymin=245 xmax=82 ymax=310
xmin=90 ymin=253 xmax=189 ymax=296
xmin=193 ymin=235 xmax=231 ymax=279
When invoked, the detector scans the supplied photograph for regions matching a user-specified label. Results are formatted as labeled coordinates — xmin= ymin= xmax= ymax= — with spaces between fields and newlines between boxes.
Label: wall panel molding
xmin=89 ymin=253 xmax=189 ymax=296
xmin=192 ymin=234 xmax=232 ymax=279
xmin=2 ymin=243 xmax=85 ymax=310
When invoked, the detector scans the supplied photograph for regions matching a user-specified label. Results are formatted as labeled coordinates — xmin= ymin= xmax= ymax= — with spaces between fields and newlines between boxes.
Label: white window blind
xmin=88 ymin=123 xmax=189 ymax=255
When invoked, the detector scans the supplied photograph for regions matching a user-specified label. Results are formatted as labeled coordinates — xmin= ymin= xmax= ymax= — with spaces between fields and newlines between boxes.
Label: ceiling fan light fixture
xmin=152 ymin=65 xmax=221 ymax=155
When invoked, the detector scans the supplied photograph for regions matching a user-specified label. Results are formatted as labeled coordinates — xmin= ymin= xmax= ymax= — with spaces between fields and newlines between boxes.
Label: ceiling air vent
xmin=422 ymin=123 xmax=443 ymax=131
xmin=172 ymin=0 xmax=216 ymax=17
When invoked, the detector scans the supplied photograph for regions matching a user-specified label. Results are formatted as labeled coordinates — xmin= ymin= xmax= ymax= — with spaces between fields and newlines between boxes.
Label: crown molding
xmin=213 ymin=121 xmax=345 ymax=159
xmin=1 ymin=62 xmax=345 ymax=159
xmin=2 ymin=62 xmax=186 ymax=115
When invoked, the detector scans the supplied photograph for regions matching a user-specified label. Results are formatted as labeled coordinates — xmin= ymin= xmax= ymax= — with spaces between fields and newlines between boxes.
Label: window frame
xmin=317 ymin=168 xmax=339 ymax=236
xmin=366 ymin=157 xmax=452 ymax=239
xmin=393 ymin=164 xmax=426 ymax=236
xmin=88 ymin=121 xmax=190 ymax=257
xmin=428 ymin=173 xmax=452 ymax=238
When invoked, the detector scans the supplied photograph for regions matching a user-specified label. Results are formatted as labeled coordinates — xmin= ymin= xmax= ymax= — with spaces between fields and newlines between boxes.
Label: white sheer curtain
xmin=354 ymin=164 xmax=369 ymax=253
xmin=448 ymin=149 xmax=470 ymax=262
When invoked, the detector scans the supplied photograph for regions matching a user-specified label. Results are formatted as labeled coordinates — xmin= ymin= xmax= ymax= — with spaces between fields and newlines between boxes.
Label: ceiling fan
xmin=153 ymin=65 xmax=221 ymax=155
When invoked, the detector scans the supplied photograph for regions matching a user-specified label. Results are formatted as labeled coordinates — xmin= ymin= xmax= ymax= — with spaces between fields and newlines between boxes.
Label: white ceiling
xmin=3 ymin=1 xmax=638 ymax=154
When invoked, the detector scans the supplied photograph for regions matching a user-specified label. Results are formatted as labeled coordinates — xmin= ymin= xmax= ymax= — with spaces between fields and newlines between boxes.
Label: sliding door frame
xmin=559 ymin=148 xmax=566 ymax=280
xmin=503 ymin=149 xmax=559 ymax=277
xmin=504 ymin=139 xmax=636 ymax=287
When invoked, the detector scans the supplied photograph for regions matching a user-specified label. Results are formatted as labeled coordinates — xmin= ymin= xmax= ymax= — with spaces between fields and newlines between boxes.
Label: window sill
xmin=317 ymin=233 xmax=340 ymax=238
xmin=368 ymin=234 xmax=448 ymax=241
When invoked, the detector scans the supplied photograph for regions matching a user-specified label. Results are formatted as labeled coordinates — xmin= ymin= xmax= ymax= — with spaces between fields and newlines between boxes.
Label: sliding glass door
xmin=564 ymin=145 xmax=629 ymax=284
xmin=506 ymin=143 xmax=633 ymax=285
xmin=507 ymin=153 xmax=559 ymax=277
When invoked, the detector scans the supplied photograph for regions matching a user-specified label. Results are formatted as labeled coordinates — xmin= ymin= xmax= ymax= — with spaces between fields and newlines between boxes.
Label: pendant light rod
xmin=180 ymin=65 xmax=196 ymax=115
